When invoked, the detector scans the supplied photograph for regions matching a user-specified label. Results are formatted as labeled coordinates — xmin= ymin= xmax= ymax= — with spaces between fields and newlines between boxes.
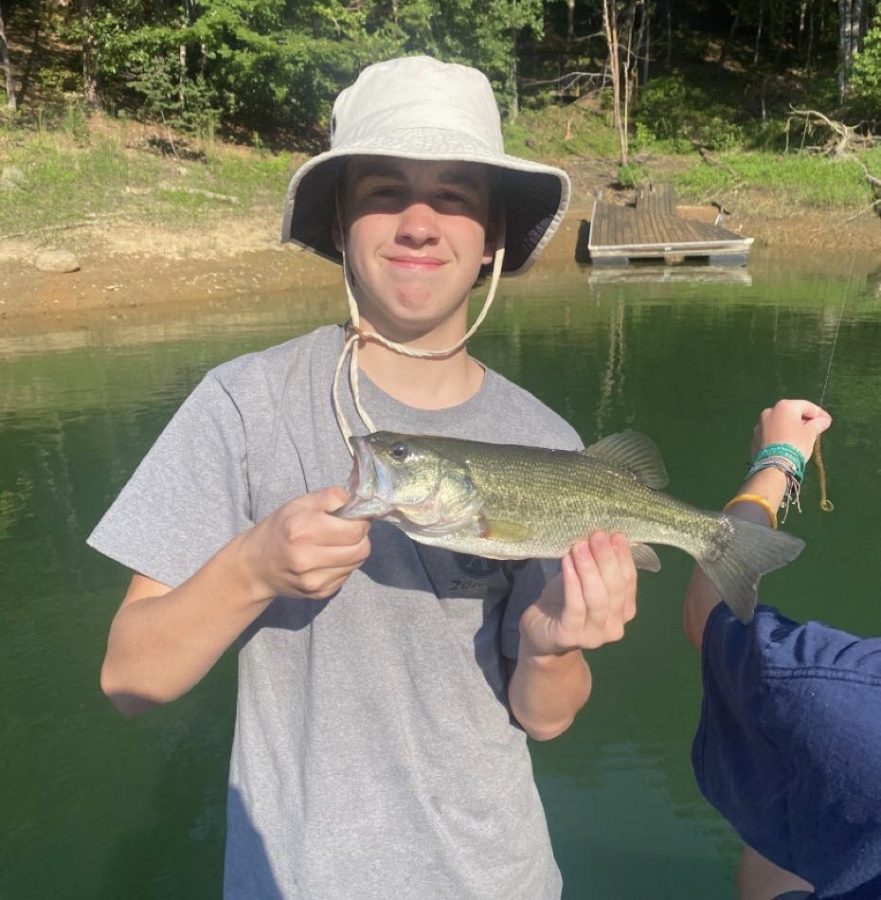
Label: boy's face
xmin=339 ymin=156 xmax=495 ymax=344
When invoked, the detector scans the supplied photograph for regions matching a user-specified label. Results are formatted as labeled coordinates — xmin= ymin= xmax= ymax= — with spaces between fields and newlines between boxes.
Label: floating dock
xmin=587 ymin=183 xmax=753 ymax=266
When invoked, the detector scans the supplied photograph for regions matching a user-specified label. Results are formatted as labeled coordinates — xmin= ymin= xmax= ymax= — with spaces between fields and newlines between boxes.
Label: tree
xmin=77 ymin=0 xmax=543 ymax=140
xmin=851 ymin=7 xmax=881 ymax=114
xmin=602 ymin=0 xmax=647 ymax=165
xmin=0 ymin=0 xmax=15 ymax=111
xmin=838 ymin=0 xmax=866 ymax=101
xmin=79 ymin=0 xmax=100 ymax=109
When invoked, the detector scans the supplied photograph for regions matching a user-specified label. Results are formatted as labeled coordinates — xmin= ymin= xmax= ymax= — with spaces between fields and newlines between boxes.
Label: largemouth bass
xmin=336 ymin=430 xmax=805 ymax=623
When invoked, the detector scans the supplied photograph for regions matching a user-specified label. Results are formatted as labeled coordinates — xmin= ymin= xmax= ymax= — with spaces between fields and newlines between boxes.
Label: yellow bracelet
xmin=723 ymin=493 xmax=778 ymax=530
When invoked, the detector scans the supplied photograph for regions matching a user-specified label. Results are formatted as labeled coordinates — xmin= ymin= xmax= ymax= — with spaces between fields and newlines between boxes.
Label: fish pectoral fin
xmin=478 ymin=515 xmax=532 ymax=543
xmin=581 ymin=431 xmax=670 ymax=490
xmin=334 ymin=496 xmax=392 ymax=519
xmin=631 ymin=543 xmax=662 ymax=572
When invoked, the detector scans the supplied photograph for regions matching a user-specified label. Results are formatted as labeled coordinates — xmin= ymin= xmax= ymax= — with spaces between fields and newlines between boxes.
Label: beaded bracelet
xmin=723 ymin=493 xmax=778 ymax=529
xmin=746 ymin=455 xmax=801 ymax=483
xmin=752 ymin=443 xmax=806 ymax=480
xmin=742 ymin=457 xmax=803 ymax=524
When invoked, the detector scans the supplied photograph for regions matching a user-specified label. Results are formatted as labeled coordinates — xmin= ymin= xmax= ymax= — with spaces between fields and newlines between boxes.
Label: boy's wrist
xmin=228 ymin=530 xmax=277 ymax=606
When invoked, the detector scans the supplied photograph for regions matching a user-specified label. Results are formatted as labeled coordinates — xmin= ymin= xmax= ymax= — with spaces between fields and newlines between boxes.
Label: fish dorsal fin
xmin=581 ymin=431 xmax=669 ymax=490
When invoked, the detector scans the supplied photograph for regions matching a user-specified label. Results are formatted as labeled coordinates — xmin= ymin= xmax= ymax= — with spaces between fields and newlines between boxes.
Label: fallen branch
xmin=786 ymin=107 xmax=878 ymax=156
xmin=859 ymin=159 xmax=881 ymax=195
xmin=0 ymin=213 xmax=124 ymax=242
xmin=696 ymin=148 xmax=749 ymax=204
xmin=844 ymin=199 xmax=881 ymax=223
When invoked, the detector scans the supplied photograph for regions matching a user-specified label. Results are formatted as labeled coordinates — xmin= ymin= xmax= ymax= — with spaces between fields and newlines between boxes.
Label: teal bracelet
xmin=752 ymin=443 xmax=806 ymax=479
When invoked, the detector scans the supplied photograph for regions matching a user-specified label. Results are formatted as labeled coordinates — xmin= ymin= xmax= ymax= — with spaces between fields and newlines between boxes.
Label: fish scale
xmin=452 ymin=447 xmax=722 ymax=559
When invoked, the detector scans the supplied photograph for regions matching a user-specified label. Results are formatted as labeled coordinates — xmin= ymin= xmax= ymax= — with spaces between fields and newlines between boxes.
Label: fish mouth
xmin=335 ymin=435 xmax=394 ymax=519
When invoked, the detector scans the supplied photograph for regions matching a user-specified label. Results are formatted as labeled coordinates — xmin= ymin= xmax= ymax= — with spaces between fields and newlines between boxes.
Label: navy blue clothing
xmin=692 ymin=604 xmax=881 ymax=900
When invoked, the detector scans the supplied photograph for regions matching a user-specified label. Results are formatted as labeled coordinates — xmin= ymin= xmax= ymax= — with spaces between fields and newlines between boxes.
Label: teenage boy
xmin=90 ymin=56 xmax=638 ymax=900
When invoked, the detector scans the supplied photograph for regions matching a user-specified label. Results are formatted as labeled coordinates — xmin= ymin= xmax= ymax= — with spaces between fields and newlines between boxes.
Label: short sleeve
xmin=87 ymin=373 xmax=252 ymax=588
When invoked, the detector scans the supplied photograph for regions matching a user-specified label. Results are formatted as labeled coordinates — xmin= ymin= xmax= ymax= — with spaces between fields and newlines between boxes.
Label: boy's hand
xmin=240 ymin=487 xmax=371 ymax=601
xmin=520 ymin=532 xmax=637 ymax=656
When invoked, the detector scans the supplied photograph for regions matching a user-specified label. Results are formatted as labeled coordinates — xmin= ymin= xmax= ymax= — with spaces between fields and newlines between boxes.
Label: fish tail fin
xmin=697 ymin=517 xmax=805 ymax=624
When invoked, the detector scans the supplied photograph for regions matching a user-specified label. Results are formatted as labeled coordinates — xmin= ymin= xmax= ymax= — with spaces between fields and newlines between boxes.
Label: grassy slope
xmin=3 ymin=105 xmax=881 ymax=243
xmin=2 ymin=13 xmax=880 ymax=241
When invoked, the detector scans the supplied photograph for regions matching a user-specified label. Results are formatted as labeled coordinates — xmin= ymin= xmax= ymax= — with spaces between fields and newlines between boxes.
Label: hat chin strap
xmin=332 ymin=226 xmax=506 ymax=450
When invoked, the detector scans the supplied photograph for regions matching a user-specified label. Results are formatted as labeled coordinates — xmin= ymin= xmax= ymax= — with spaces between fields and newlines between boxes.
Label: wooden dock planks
xmin=587 ymin=185 xmax=753 ymax=265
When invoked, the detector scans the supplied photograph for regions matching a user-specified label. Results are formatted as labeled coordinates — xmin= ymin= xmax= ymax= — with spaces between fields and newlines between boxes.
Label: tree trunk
xmin=566 ymin=0 xmax=575 ymax=41
xmin=664 ymin=0 xmax=672 ymax=65
xmin=508 ymin=26 xmax=519 ymax=122
xmin=753 ymin=0 xmax=763 ymax=67
xmin=631 ymin=0 xmax=650 ymax=85
xmin=0 ymin=2 xmax=16 ymax=111
xmin=179 ymin=43 xmax=187 ymax=111
xmin=718 ymin=2 xmax=740 ymax=68
xmin=79 ymin=0 xmax=99 ymax=109
xmin=602 ymin=0 xmax=627 ymax=165
xmin=805 ymin=0 xmax=815 ymax=69
xmin=838 ymin=0 xmax=862 ymax=101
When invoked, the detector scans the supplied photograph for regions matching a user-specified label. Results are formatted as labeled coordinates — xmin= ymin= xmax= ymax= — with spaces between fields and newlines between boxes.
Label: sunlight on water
xmin=2 ymin=251 xmax=880 ymax=898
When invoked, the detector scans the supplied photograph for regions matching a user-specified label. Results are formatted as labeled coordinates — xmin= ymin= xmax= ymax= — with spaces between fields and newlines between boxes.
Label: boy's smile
xmin=339 ymin=156 xmax=495 ymax=345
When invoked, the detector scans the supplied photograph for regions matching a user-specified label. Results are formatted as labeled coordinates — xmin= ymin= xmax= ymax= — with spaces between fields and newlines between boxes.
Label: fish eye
xmin=389 ymin=442 xmax=409 ymax=461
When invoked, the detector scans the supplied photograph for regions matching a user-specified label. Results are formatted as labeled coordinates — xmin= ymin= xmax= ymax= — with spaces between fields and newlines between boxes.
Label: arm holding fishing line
xmin=683 ymin=398 xmax=831 ymax=648
xmin=683 ymin=399 xmax=881 ymax=899
xmin=509 ymin=531 xmax=637 ymax=740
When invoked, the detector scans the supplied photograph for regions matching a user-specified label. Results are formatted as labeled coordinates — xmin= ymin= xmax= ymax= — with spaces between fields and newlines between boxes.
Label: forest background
xmin=2 ymin=0 xmax=881 ymax=319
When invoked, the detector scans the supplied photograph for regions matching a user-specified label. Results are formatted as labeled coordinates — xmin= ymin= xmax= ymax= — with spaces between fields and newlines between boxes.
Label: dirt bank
xmin=3 ymin=166 xmax=881 ymax=329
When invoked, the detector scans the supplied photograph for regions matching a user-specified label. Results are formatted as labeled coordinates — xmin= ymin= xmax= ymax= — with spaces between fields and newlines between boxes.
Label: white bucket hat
xmin=280 ymin=55 xmax=570 ymax=275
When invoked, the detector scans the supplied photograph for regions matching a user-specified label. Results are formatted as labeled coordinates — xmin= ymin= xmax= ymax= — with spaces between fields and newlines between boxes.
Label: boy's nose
xmin=396 ymin=202 xmax=439 ymax=245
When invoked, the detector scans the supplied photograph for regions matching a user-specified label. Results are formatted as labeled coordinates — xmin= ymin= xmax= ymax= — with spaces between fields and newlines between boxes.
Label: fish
xmin=335 ymin=430 xmax=806 ymax=623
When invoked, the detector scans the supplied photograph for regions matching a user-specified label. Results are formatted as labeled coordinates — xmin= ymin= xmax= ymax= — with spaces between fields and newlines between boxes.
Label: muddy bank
xmin=3 ymin=190 xmax=881 ymax=331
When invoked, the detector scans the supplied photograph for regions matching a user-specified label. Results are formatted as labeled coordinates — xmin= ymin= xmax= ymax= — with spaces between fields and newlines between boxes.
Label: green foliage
xmin=674 ymin=150 xmax=871 ymax=208
xmin=0 ymin=133 xmax=142 ymax=235
xmin=616 ymin=162 xmax=648 ymax=189
xmin=0 ymin=125 xmax=297 ymax=237
xmin=850 ymin=11 xmax=881 ymax=120
xmin=69 ymin=0 xmax=542 ymax=143
xmin=503 ymin=104 xmax=619 ymax=159
xmin=633 ymin=75 xmax=745 ymax=152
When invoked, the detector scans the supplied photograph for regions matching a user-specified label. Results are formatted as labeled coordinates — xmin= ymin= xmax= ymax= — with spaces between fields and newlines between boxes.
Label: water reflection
xmin=2 ymin=251 xmax=880 ymax=899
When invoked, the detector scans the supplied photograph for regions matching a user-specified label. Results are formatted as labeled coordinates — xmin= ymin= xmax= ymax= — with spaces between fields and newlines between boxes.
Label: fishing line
xmin=813 ymin=250 xmax=857 ymax=512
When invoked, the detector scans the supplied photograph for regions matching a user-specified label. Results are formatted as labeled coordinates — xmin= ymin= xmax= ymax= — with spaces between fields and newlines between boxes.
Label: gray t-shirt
xmin=89 ymin=323 xmax=582 ymax=900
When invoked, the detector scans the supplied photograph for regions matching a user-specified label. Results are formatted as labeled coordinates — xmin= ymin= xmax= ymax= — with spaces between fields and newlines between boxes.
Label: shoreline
xmin=2 ymin=196 xmax=881 ymax=333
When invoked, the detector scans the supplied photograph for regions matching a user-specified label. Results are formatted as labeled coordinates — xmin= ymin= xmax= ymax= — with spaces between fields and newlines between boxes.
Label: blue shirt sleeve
xmin=692 ymin=604 xmax=881 ymax=899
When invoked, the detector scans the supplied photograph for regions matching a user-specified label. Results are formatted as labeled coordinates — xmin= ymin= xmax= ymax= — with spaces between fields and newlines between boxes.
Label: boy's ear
xmin=482 ymin=221 xmax=498 ymax=266
xmin=331 ymin=217 xmax=344 ymax=253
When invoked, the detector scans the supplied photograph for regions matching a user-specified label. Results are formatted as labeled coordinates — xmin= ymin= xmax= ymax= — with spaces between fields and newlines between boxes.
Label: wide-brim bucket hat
xmin=280 ymin=55 xmax=571 ymax=276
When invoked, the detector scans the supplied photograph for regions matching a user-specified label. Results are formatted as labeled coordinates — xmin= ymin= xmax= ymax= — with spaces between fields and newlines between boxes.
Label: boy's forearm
xmin=508 ymin=649 xmax=591 ymax=741
xmin=100 ymin=532 xmax=272 ymax=716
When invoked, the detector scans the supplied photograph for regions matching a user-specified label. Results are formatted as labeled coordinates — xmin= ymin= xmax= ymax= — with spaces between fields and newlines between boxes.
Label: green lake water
xmin=2 ymin=250 xmax=880 ymax=898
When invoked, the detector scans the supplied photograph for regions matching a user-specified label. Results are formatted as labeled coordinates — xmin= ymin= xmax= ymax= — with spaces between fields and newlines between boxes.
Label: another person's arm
xmin=684 ymin=398 xmax=832 ymax=649
xmin=686 ymin=398 xmax=831 ymax=900
xmin=737 ymin=846 xmax=814 ymax=900
xmin=509 ymin=531 xmax=637 ymax=740
xmin=101 ymin=487 xmax=370 ymax=717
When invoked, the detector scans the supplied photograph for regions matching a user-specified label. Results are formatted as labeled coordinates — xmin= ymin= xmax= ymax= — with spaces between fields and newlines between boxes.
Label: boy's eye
xmin=436 ymin=190 xmax=470 ymax=204
xmin=369 ymin=185 xmax=403 ymax=198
